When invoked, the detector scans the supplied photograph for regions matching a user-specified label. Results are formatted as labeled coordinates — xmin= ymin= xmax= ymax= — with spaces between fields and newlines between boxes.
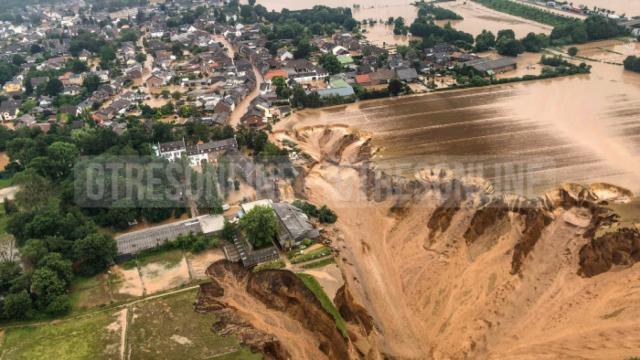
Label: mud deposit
xmin=271 ymin=126 xmax=640 ymax=359
xmin=277 ymin=57 xmax=640 ymax=194
xmin=196 ymin=261 xmax=354 ymax=360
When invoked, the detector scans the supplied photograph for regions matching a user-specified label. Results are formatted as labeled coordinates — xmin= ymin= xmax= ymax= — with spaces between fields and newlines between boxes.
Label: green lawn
xmin=69 ymin=274 xmax=112 ymax=311
xmin=296 ymin=273 xmax=348 ymax=338
xmin=127 ymin=289 xmax=261 ymax=360
xmin=290 ymin=246 xmax=332 ymax=264
xmin=253 ymin=259 xmax=285 ymax=273
xmin=0 ymin=177 xmax=12 ymax=190
xmin=301 ymin=257 xmax=335 ymax=269
xmin=0 ymin=310 xmax=122 ymax=360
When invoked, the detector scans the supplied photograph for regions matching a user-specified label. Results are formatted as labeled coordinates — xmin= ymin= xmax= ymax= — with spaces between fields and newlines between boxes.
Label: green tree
xmin=221 ymin=220 xmax=237 ymax=241
xmin=83 ymin=74 xmax=101 ymax=93
xmin=294 ymin=39 xmax=312 ymax=59
xmin=45 ymin=294 xmax=70 ymax=316
xmin=388 ymin=79 xmax=403 ymax=96
xmin=3 ymin=290 xmax=32 ymax=319
xmin=318 ymin=53 xmax=342 ymax=75
xmin=21 ymin=239 xmax=49 ymax=266
xmin=239 ymin=206 xmax=277 ymax=249
xmin=496 ymin=37 xmax=524 ymax=57
xmin=68 ymin=59 xmax=88 ymax=74
xmin=474 ymin=30 xmax=496 ymax=52
xmin=497 ymin=29 xmax=516 ymax=41
xmin=30 ymin=267 xmax=66 ymax=308
xmin=568 ymin=46 xmax=579 ymax=56
xmin=45 ymin=78 xmax=64 ymax=96
xmin=73 ymin=233 xmax=117 ymax=276
xmin=521 ymin=32 xmax=547 ymax=52
xmin=318 ymin=205 xmax=337 ymax=224
xmin=38 ymin=253 xmax=73 ymax=285
xmin=0 ymin=261 xmax=21 ymax=292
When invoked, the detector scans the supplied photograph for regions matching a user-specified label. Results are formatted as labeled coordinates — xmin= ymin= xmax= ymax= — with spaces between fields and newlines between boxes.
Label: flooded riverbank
xmin=275 ymin=40 xmax=640 ymax=195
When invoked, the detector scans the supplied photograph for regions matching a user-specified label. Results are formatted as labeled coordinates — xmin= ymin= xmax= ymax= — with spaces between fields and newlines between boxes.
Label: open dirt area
xmin=139 ymin=255 xmax=191 ymax=295
xmin=110 ymin=265 xmax=144 ymax=300
xmin=300 ymin=263 xmax=344 ymax=301
xmin=187 ymin=249 xmax=226 ymax=280
xmin=271 ymin=126 xmax=640 ymax=359
xmin=0 ymin=152 xmax=9 ymax=171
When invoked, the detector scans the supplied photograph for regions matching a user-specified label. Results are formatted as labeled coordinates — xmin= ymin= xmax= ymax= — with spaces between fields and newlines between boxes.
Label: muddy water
xmin=259 ymin=0 xmax=553 ymax=42
xmin=436 ymin=0 xmax=553 ymax=37
xmin=277 ymin=41 xmax=640 ymax=195
xmin=575 ymin=0 xmax=640 ymax=16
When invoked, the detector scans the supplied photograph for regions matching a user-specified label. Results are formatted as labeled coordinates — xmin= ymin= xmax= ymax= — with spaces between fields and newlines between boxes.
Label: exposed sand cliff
xmin=272 ymin=126 xmax=640 ymax=359
xmin=196 ymin=261 xmax=354 ymax=360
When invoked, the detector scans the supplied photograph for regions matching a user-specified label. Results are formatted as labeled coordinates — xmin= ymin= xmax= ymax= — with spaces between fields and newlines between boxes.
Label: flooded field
xmin=259 ymin=0 xmax=553 ymax=40
xmin=574 ymin=0 xmax=640 ymax=16
xmin=437 ymin=0 xmax=553 ymax=37
xmin=277 ymin=40 xmax=640 ymax=195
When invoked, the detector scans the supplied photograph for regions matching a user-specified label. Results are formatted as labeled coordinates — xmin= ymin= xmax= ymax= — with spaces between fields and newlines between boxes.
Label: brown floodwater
xmin=574 ymin=0 xmax=640 ymax=16
xmin=258 ymin=0 xmax=554 ymax=40
xmin=436 ymin=0 xmax=553 ymax=37
xmin=277 ymin=40 xmax=640 ymax=195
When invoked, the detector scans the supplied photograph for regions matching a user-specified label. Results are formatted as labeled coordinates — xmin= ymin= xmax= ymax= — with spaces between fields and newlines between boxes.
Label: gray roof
xmin=396 ymin=67 xmax=419 ymax=81
xmin=116 ymin=219 xmax=202 ymax=255
xmin=186 ymin=138 xmax=238 ymax=155
xmin=273 ymin=202 xmax=320 ymax=246
xmin=465 ymin=57 xmax=517 ymax=73
xmin=316 ymin=86 xmax=355 ymax=98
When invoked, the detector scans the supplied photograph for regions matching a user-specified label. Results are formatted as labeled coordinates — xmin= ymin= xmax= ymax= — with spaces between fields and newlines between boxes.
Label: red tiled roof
xmin=355 ymin=74 xmax=371 ymax=84
xmin=264 ymin=69 xmax=288 ymax=81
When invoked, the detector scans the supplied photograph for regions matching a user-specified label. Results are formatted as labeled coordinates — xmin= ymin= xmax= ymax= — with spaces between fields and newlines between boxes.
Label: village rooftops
xmin=158 ymin=139 xmax=186 ymax=153
xmin=185 ymin=137 xmax=239 ymax=156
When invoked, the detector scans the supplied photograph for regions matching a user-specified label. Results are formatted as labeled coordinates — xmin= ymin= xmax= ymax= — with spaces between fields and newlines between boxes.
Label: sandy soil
xmin=279 ymin=125 xmax=640 ymax=359
xmin=187 ymin=249 xmax=226 ymax=280
xmin=206 ymin=264 xmax=330 ymax=360
xmin=0 ymin=152 xmax=9 ymax=171
xmin=111 ymin=265 xmax=144 ymax=298
xmin=139 ymin=257 xmax=191 ymax=294
xmin=300 ymin=263 xmax=345 ymax=301
xmin=0 ymin=186 xmax=19 ymax=203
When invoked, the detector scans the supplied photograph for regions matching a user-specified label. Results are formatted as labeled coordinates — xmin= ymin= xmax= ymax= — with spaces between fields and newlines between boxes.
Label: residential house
xmin=273 ymin=202 xmax=320 ymax=249
xmin=0 ymin=100 xmax=21 ymax=121
xmin=396 ymin=67 xmax=419 ymax=83
xmin=465 ymin=57 xmax=518 ymax=75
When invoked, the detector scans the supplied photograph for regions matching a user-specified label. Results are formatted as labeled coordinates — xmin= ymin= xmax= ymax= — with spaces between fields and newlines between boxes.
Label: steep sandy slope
xmin=276 ymin=126 xmax=640 ymax=359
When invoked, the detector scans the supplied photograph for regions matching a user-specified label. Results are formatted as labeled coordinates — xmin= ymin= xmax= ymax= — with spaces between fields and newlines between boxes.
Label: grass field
xmin=2 ymin=290 xmax=262 ymax=360
xmin=0 ymin=311 xmax=122 ymax=360
xmin=0 ymin=177 xmax=12 ymax=190
xmin=136 ymin=249 xmax=184 ymax=267
xmin=290 ymin=246 xmax=332 ymax=264
xmin=69 ymin=274 xmax=112 ymax=310
xmin=127 ymin=290 xmax=261 ymax=360
xmin=296 ymin=273 xmax=348 ymax=338
xmin=301 ymin=257 xmax=335 ymax=269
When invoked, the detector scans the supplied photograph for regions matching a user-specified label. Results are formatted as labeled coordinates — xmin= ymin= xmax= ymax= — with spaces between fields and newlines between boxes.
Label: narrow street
xmin=214 ymin=35 xmax=264 ymax=127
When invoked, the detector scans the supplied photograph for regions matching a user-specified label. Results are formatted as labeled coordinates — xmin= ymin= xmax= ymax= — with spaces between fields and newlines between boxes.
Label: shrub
xmin=567 ymin=46 xmax=578 ymax=56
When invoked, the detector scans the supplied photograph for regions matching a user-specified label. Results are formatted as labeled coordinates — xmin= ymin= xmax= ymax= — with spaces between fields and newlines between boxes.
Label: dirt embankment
xmin=276 ymin=125 xmax=640 ymax=359
xmin=196 ymin=260 xmax=352 ymax=360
